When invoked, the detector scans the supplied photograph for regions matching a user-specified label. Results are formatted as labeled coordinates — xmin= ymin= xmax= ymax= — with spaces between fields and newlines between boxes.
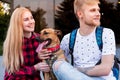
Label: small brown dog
xmin=36 ymin=28 xmax=66 ymax=80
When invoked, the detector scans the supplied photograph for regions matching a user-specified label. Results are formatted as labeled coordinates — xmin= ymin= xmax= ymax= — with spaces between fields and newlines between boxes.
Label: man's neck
xmin=79 ymin=24 xmax=96 ymax=36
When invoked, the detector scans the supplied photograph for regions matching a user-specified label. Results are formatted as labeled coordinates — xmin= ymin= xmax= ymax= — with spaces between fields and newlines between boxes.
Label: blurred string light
xmin=118 ymin=0 xmax=120 ymax=4
xmin=0 ymin=1 xmax=10 ymax=14
xmin=118 ymin=1 xmax=120 ymax=4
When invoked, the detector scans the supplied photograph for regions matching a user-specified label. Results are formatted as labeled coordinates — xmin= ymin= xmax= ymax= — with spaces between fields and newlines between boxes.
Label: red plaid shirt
xmin=4 ymin=33 xmax=42 ymax=80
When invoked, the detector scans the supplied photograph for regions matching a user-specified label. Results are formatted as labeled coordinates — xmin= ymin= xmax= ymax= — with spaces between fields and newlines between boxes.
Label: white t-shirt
xmin=60 ymin=27 xmax=116 ymax=80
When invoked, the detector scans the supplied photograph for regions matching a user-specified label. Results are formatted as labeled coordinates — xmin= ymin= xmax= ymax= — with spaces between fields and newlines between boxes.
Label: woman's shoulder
xmin=33 ymin=32 xmax=40 ymax=37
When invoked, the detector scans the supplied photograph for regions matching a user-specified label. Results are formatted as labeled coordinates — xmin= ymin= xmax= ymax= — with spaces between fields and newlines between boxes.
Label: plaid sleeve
xmin=5 ymin=66 xmax=37 ymax=78
xmin=4 ymin=66 xmax=40 ymax=80
xmin=15 ymin=66 xmax=36 ymax=75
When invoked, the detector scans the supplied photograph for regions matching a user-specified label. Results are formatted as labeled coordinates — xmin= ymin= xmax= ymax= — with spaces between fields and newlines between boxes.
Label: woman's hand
xmin=38 ymin=49 xmax=52 ymax=60
xmin=36 ymin=41 xmax=52 ymax=60
xmin=34 ymin=62 xmax=50 ymax=72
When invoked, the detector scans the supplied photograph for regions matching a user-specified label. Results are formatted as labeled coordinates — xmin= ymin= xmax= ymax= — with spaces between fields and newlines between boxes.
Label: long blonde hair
xmin=3 ymin=7 xmax=31 ymax=74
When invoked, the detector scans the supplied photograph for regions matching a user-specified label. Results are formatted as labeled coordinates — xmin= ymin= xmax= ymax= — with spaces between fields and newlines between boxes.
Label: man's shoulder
xmin=63 ymin=33 xmax=71 ymax=38
xmin=103 ymin=27 xmax=114 ymax=33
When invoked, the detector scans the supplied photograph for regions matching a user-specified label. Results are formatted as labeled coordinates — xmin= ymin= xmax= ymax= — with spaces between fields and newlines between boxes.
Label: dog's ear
xmin=55 ymin=30 xmax=63 ymax=41
xmin=54 ymin=30 xmax=62 ymax=36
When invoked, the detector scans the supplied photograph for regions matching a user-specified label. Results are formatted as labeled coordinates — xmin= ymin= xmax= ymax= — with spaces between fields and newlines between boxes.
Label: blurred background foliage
xmin=32 ymin=8 xmax=47 ymax=33
xmin=0 ymin=2 xmax=10 ymax=55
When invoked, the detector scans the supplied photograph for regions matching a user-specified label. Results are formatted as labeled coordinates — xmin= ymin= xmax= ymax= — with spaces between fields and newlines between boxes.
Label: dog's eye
xmin=44 ymin=31 xmax=49 ymax=35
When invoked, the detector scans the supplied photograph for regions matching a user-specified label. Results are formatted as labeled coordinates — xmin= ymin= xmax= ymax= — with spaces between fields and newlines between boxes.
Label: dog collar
xmin=47 ymin=45 xmax=60 ymax=53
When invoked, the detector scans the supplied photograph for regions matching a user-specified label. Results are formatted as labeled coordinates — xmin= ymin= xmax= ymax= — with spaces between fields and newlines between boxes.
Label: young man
xmin=38 ymin=0 xmax=116 ymax=80
xmin=53 ymin=0 xmax=116 ymax=80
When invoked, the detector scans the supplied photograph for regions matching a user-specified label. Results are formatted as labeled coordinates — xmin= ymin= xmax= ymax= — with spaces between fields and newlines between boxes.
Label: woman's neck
xmin=24 ymin=32 xmax=32 ymax=38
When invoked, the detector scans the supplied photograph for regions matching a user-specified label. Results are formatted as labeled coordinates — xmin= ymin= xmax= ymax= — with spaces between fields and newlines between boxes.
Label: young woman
xmin=3 ymin=7 xmax=50 ymax=80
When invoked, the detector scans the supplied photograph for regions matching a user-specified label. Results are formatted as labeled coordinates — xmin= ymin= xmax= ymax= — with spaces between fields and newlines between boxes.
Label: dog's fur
xmin=38 ymin=28 xmax=66 ymax=80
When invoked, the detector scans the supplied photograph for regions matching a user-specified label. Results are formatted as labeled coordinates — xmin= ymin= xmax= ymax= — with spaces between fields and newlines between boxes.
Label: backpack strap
xmin=69 ymin=28 xmax=78 ymax=65
xmin=95 ymin=26 xmax=103 ymax=51
xmin=95 ymin=26 xmax=103 ymax=65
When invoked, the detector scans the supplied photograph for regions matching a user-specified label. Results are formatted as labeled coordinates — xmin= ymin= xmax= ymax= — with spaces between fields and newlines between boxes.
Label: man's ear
xmin=76 ymin=10 xmax=82 ymax=18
